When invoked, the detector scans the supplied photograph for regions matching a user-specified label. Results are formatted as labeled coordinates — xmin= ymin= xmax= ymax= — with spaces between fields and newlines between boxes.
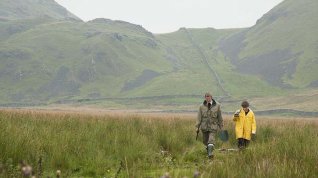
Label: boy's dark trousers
xmin=237 ymin=138 xmax=249 ymax=149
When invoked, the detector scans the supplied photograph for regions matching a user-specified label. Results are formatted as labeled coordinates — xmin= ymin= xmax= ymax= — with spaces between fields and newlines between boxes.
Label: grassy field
xmin=0 ymin=109 xmax=318 ymax=177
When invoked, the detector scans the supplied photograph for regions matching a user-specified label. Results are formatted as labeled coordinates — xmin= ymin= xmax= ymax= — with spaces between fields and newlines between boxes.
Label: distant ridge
xmin=0 ymin=0 xmax=80 ymax=20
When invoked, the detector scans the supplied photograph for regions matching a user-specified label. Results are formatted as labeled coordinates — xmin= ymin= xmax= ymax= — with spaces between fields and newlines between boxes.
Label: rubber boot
xmin=207 ymin=144 xmax=214 ymax=158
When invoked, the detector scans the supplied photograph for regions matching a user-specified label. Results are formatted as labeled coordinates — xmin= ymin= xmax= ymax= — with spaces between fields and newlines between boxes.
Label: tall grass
xmin=0 ymin=109 xmax=317 ymax=177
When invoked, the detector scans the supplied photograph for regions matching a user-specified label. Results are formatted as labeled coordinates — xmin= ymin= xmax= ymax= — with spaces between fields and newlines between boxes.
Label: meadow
xmin=0 ymin=108 xmax=317 ymax=177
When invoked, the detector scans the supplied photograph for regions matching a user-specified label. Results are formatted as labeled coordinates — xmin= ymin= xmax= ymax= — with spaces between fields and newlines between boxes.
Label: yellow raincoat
xmin=233 ymin=108 xmax=256 ymax=140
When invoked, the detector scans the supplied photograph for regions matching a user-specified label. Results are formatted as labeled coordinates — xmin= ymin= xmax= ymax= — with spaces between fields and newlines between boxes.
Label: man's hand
xmin=195 ymin=128 xmax=200 ymax=140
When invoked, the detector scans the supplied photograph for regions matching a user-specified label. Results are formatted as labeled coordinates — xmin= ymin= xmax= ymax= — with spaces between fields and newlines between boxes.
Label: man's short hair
xmin=205 ymin=92 xmax=212 ymax=97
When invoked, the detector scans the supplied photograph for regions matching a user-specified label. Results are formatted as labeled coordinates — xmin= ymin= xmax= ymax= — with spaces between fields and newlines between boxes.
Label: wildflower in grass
xmin=56 ymin=170 xmax=61 ymax=178
xmin=160 ymin=172 xmax=170 ymax=178
xmin=193 ymin=170 xmax=200 ymax=178
xmin=21 ymin=163 xmax=32 ymax=178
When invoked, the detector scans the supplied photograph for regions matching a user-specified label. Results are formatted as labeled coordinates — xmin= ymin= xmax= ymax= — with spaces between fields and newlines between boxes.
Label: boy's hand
xmin=251 ymin=133 xmax=256 ymax=141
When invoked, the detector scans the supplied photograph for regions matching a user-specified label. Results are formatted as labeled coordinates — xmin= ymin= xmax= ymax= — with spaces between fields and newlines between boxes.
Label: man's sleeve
xmin=252 ymin=113 xmax=257 ymax=134
xmin=217 ymin=105 xmax=223 ymax=129
xmin=196 ymin=107 xmax=202 ymax=128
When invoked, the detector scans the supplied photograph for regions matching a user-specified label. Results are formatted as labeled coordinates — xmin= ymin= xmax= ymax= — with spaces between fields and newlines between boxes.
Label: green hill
xmin=0 ymin=18 xmax=175 ymax=102
xmin=156 ymin=28 xmax=283 ymax=98
xmin=0 ymin=0 xmax=80 ymax=20
xmin=0 ymin=0 xmax=317 ymax=111
xmin=219 ymin=0 xmax=318 ymax=88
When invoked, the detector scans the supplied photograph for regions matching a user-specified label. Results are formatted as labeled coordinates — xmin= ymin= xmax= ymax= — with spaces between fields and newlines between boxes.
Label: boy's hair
xmin=241 ymin=101 xmax=249 ymax=108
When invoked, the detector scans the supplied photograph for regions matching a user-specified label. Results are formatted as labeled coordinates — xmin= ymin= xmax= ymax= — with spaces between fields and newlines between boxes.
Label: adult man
xmin=233 ymin=101 xmax=257 ymax=149
xmin=196 ymin=92 xmax=223 ymax=158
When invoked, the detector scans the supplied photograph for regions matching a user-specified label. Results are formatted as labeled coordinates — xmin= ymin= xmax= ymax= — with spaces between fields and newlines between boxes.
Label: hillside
xmin=0 ymin=0 xmax=80 ymax=20
xmin=0 ymin=0 xmax=317 ymax=112
xmin=0 ymin=18 xmax=176 ymax=103
xmin=219 ymin=0 xmax=318 ymax=88
xmin=156 ymin=28 xmax=282 ymax=98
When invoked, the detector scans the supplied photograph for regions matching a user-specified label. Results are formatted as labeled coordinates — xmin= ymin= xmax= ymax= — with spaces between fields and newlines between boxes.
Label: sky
xmin=54 ymin=0 xmax=284 ymax=34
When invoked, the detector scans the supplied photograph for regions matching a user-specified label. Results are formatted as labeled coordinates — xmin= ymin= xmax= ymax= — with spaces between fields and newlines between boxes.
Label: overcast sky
xmin=55 ymin=0 xmax=284 ymax=34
